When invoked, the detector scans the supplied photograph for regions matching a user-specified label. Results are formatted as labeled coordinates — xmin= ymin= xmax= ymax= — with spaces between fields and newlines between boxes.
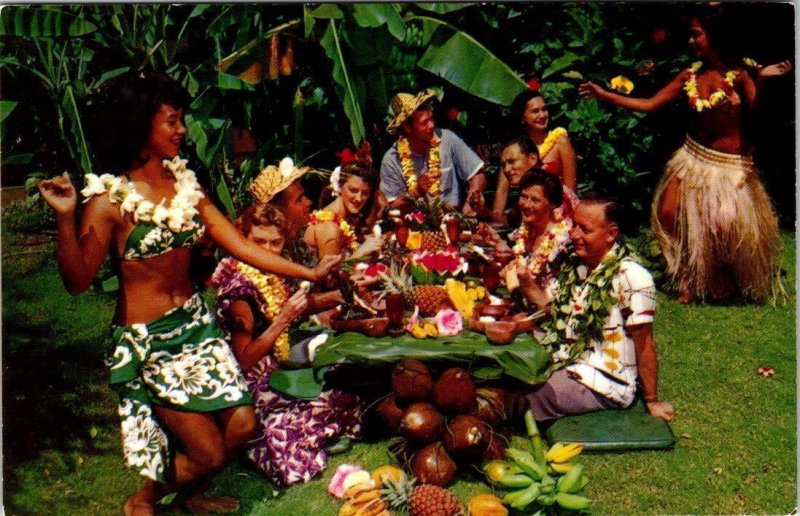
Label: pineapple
xmin=413 ymin=285 xmax=452 ymax=316
xmin=382 ymin=476 xmax=464 ymax=516
xmin=420 ymin=230 xmax=448 ymax=251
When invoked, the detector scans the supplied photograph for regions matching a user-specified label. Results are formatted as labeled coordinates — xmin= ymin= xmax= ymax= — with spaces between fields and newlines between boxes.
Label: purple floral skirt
xmin=245 ymin=355 xmax=363 ymax=486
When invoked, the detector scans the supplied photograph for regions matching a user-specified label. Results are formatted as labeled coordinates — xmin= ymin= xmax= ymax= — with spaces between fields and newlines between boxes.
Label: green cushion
xmin=545 ymin=400 xmax=675 ymax=452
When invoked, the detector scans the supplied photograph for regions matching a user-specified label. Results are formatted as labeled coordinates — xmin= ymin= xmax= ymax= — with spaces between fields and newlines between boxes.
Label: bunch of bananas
xmin=481 ymin=411 xmax=591 ymax=512
xmin=404 ymin=23 xmax=425 ymax=48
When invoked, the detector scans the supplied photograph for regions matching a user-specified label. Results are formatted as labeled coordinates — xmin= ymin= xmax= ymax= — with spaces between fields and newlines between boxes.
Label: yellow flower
xmin=610 ymin=75 xmax=634 ymax=94
xmin=406 ymin=231 xmax=422 ymax=250
xmin=313 ymin=210 xmax=335 ymax=222
xmin=604 ymin=359 xmax=620 ymax=371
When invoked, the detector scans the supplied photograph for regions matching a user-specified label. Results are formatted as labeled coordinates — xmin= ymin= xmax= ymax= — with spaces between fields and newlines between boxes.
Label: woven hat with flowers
xmin=386 ymin=89 xmax=437 ymax=135
xmin=249 ymin=157 xmax=310 ymax=203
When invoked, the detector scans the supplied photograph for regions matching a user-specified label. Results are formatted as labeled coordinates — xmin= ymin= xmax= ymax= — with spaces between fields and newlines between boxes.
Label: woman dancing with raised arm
xmin=37 ymin=72 xmax=339 ymax=515
xmin=579 ymin=8 xmax=790 ymax=303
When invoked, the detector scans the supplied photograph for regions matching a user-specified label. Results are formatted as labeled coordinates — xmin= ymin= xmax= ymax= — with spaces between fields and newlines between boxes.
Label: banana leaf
xmin=413 ymin=16 xmax=527 ymax=106
xmin=351 ymin=3 xmax=405 ymax=41
xmin=313 ymin=330 xmax=552 ymax=385
xmin=0 ymin=6 xmax=97 ymax=37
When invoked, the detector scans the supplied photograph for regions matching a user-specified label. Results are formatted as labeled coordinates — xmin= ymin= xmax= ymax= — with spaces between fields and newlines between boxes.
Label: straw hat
xmin=249 ymin=157 xmax=310 ymax=203
xmin=386 ymin=89 xmax=437 ymax=135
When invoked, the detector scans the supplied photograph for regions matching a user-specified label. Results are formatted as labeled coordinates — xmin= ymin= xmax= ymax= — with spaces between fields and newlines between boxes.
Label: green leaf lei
xmin=539 ymin=243 xmax=630 ymax=366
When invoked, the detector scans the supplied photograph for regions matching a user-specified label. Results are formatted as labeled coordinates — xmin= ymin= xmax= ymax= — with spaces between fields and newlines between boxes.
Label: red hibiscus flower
xmin=364 ymin=263 xmax=387 ymax=277
xmin=447 ymin=107 xmax=460 ymax=122
xmin=335 ymin=148 xmax=356 ymax=165
xmin=527 ymin=78 xmax=541 ymax=92
xmin=652 ymin=28 xmax=667 ymax=44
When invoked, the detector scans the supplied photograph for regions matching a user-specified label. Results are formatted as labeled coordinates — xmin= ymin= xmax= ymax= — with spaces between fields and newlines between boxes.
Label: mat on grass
xmin=545 ymin=400 xmax=675 ymax=452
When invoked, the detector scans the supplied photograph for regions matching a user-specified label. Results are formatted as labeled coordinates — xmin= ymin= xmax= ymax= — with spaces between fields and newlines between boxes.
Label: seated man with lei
xmin=211 ymin=175 xmax=361 ymax=486
xmin=380 ymin=90 xmax=487 ymax=213
xmin=520 ymin=193 xmax=674 ymax=422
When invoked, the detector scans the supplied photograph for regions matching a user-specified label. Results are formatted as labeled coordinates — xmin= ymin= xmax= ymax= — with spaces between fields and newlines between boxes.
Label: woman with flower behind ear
xmin=37 ymin=71 xmax=340 ymax=515
xmin=579 ymin=7 xmax=790 ymax=304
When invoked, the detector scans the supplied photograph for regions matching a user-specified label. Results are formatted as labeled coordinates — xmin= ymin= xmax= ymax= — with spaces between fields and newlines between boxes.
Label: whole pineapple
xmin=413 ymin=285 xmax=452 ymax=316
xmin=382 ymin=476 xmax=464 ymax=516
xmin=420 ymin=230 xmax=449 ymax=251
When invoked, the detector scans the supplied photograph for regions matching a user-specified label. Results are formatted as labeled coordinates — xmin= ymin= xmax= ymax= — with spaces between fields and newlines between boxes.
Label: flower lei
xmin=684 ymin=61 xmax=739 ymax=112
xmin=537 ymin=127 xmax=567 ymax=160
xmin=80 ymin=156 xmax=204 ymax=233
xmin=234 ymin=261 xmax=291 ymax=363
xmin=511 ymin=212 xmax=572 ymax=278
xmin=539 ymin=243 xmax=629 ymax=367
xmin=309 ymin=210 xmax=358 ymax=251
xmin=396 ymin=134 xmax=441 ymax=198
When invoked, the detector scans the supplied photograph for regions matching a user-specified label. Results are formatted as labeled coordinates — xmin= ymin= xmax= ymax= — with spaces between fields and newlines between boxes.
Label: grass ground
xmin=2 ymin=230 xmax=796 ymax=515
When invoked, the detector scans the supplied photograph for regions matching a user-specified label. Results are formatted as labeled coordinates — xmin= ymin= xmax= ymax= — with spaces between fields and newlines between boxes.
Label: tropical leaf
xmin=0 ymin=100 xmax=17 ymax=123
xmin=541 ymin=51 xmax=583 ymax=79
xmin=319 ymin=20 xmax=366 ymax=145
xmin=60 ymin=85 xmax=92 ymax=175
xmin=351 ymin=3 xmax=406 ymax=40
xmin=414 ymin=16 xmax=527 ymax=106
xmin=414 ymin=3 xmax=475 ymax=14
xmin=215 ymin=72 xmax=255 ymax=91
xmin=0 ymin=6 xmax=97 ymax=37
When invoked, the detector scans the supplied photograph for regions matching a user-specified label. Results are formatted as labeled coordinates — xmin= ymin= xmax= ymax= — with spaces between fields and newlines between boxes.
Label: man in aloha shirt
xmin=380 ymin=90 xmax=486 ymax=212
xmin=524 ymin=194 xmax=675 ymax=422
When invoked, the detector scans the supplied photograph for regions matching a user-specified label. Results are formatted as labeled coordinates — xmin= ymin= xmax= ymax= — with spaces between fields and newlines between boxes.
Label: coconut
xmin=442 ymin=414 xmax=490 ymax=462
xmin=431 ymin=367 xmax=477 ymax=415
xmin=481 ymin=431 xmax=507 ymax=461
xmin=375 ymin=394 xmax=405 ymax=432
xmin=470 ymin=387 xmax=511 ymax=426
xmin=391 ymin=359 xmax=433 ymax=403
xmin=411 ymin=442 xmax=458 ymax=487
xmin=399 ymin=402 xmax=444 ymax=445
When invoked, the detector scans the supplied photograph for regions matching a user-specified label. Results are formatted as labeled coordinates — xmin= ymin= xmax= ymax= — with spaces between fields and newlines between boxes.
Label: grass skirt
xmin=651 ymin=136 xmax=780 ymax=301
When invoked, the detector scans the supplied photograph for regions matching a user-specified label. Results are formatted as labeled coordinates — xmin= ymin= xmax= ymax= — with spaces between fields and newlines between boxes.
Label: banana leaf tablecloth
xmin=312 ymin=330 xmax=552 ymax=385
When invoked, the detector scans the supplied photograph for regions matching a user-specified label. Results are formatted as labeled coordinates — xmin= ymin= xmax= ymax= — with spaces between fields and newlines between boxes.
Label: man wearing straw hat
xmin=380 ymin=90 xmax=486 ymax=211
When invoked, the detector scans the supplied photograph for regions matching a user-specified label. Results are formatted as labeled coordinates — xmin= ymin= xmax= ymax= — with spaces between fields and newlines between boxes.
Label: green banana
xmin=555 ymin=492 xmax=591 ymax=511
xmin=536 ymin=492 xmax=557 ymax=506
xmin=502 ymin=482 xmax=541 ymax=509
xmin=525 ymin=409 xmax=547 ymax=464
xmin=550 ymin=461 xmax=575 ymax=474
xmin=556 ymin=464 xmax=585 ymax=493
xmin=506 ymin=447 xmax=547 ymax=480
xmin=539 ymin=474 xmax=556 ymax=494
xmin=496 ymin=473 xmax=536 ymax=489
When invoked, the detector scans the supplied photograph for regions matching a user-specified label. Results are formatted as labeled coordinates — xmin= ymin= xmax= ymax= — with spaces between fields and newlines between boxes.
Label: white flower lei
xmin=329 ymin=166 xmax=342 ymax=197
xmin=81 ymin=156 xmax=205 ymax=233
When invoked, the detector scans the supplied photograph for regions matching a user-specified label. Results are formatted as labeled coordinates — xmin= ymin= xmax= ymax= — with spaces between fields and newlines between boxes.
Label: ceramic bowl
xmin=476 ymin=303 xmax=512 ymax=320
xmin=330 ymin=316 xmax=391 ymax=338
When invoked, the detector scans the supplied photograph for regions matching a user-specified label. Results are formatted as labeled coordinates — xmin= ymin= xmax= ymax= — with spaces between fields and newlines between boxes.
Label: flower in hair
xmin=330 ymin=166 xmax=342 ymax=197
xmin=527 ymin=78 xmax=541 ymax=92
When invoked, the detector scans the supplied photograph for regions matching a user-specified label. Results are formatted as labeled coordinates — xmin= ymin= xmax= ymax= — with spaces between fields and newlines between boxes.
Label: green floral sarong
xmin=109 ymin=293 xmax=251 ymax=482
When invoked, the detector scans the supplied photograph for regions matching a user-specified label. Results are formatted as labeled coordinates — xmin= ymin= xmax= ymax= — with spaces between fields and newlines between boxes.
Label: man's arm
xmin=629 ymin=323 xmax=674 ymax=421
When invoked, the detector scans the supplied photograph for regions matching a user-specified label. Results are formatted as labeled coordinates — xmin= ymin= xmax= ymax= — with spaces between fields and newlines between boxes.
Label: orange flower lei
xmin=684 ymin=61 xmax=739 ymax=112
xmin=234 ymin=261 xmax=291 ymax=363
xmin=309 ymin=210 xmax=358 ymax=251
xmin=397 ymin=134 xmax=442 ymax=198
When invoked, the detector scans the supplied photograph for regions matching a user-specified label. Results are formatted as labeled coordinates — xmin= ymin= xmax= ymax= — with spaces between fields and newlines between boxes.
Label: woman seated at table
xmin=304 ymin=162 xmax=380 ymax=258
xmin=212 ymin=202 xmax=362 ymax=486
xmin=481 ymin=169 xmax=572 ymax=295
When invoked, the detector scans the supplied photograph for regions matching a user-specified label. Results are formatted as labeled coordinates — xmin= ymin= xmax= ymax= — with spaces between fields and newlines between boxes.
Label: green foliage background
xmin=1 ymin=3 xmax=794 ymax=226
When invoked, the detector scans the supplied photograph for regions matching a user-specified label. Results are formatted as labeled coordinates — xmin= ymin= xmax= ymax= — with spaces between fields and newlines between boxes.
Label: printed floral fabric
xmin=245 ymin=355 xmax=363 ymax=486
xmin=122 ymin=215 xmax=205 ymax=261
xmin=109 ymin=293 xmax=251 ymax=482
xmin=211 ymin=262 xmax=364 ymax=485
xmin=562 ymin=257 xmax=657 ymax=406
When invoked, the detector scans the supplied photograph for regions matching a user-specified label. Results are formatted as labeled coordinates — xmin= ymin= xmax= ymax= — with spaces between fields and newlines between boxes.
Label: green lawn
xmin=3 ymin=231 xmax=796 ymax=515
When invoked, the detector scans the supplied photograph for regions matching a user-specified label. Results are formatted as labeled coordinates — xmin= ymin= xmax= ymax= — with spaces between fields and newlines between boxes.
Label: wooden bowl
xmin=330 ymin=316 xmax=391 ymax=338
xmin=511 ymin=313 xmax=537 ymax=333
xmin=485 ymin=320 xmax=517 ymax=345
xmin=476 ymin=303 xmax=512 ymax=319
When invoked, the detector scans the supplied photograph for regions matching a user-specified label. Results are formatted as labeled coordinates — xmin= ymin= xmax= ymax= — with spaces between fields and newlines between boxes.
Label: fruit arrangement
xmin=373 ymin=360 xmax=517 ymax=488
xmin=482 ymin=410 xmax=592 ymax=513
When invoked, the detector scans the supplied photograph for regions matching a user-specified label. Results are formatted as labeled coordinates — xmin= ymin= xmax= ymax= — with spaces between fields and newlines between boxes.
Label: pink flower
xmin=364 ymin=263 xmax=387 ymax=277
xmin=406 ymin=211 xmax=425 ymax=223
xmin=434 ymin=308 xmax=463 ymax=336
xmin=405 ymin=306 xmax=421 ymax=331
xmin=527 ymin=78 xmax=541 ymax=92
xmin=757 ymin=366 xmax=775 ymax=378
xmin=328 ymin=464 xmax=367 ymax=498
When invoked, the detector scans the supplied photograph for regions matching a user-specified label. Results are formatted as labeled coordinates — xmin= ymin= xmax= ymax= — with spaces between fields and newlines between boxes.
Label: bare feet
xmin=182 ymin=494 xmax=241 ymax=514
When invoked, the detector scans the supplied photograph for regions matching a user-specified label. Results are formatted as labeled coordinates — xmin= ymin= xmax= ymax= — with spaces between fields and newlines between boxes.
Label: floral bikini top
xmin=80 ymin=157 xmax=206 ymax=261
